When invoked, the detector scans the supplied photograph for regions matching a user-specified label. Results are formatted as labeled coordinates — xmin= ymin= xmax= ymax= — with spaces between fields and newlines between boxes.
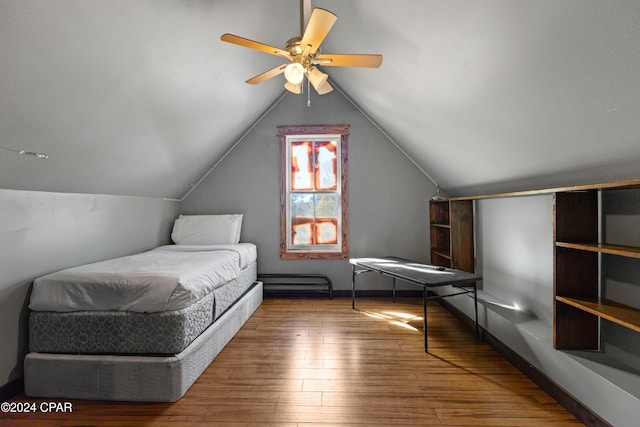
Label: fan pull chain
xmin=307 ymin=77 xmax=312 ymax=107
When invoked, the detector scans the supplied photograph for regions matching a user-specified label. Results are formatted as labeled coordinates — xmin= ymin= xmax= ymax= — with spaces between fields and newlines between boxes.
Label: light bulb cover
xmin=316 ymin=80 xmax=333 ymax=95
xmin=307 ymin=67 xmax=328 ymax=91
xmin=284 ymin=81 xmax=302 ymax=94
xmin=284 ymin=63 xmax=305 ymax=84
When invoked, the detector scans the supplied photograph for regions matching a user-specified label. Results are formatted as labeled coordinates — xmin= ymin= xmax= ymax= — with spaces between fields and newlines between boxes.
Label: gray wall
xmin=438 ymin=194 xmax=640 ymax=427
xmin=180 ymin=89 xmax=436 ymax=290
xmin=0 ymin=189 xmax=179 ymax=388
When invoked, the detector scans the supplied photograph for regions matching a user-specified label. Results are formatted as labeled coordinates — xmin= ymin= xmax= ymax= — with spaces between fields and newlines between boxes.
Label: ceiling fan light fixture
xmin=316 ymin=80 xmax=333 ymax=95
xmin=284 ymin=62 xmax=305 ymax=84
xmin=307 ymin=66 xmax=328 ymax=91
xmin=284 ymin=81 xmax=302 ymax=94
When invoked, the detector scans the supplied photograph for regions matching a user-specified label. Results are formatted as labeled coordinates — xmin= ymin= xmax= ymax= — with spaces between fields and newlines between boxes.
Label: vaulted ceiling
xmin=2 ymin=0 xmax=640 ymax=199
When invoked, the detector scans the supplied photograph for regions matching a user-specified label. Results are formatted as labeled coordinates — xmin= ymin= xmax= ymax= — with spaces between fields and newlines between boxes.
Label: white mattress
xmin=29 ymin=243 xmax=257 ymax=313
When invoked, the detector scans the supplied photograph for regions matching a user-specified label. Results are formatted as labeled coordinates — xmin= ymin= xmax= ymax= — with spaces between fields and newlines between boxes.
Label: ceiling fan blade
xmin=245 ymin=64 xmax=288 ymax=84
xmin=314 ymin=53 xmax=383 ymax=68
xmin=299 ymin=8 xmax=337 ymax=56
xmin=221 ymin=33 xmax=291 ymax=58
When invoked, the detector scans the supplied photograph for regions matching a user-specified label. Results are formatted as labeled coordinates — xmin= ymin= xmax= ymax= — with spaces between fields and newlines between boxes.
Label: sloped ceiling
xmin=2 ymin=0 xmax=640 ymax=199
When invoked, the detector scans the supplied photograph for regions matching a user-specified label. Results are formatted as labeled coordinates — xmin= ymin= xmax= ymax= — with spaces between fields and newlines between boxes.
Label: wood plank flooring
xmin=3 ymin=297 xmax=583 ymax=426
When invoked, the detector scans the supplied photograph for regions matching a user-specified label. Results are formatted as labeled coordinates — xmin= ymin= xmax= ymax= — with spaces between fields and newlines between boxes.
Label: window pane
xmin=314 ymin=193 xmax=338 ymax=218
xmin=291 ymin=193 xmax=314 ymax=245
xmin=315 ymin=193 xmax=339 ymax=245
xmin=292 ymin=221 xmax=313 ymax=245
xmin=315 ymin=141 xmax=338 ymax=190
xmin=291 ymin=141 xmax=313 ymax=191
xmin=316 ymin=219 xmax=338 ymax=244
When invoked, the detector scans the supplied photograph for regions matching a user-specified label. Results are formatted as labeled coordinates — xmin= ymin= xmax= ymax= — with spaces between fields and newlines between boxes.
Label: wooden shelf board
xmin=430 ymin=250 xmax=451 ymax=260
xmin=449 ymin=177 xmax=640 ymax=201
xmin=430 ymin=223 xmax=451 ymax=229
xmin=556 ymin=296 xmax=640 ymax=333
xmin=556 ymin=242 xmax=640 ymax=259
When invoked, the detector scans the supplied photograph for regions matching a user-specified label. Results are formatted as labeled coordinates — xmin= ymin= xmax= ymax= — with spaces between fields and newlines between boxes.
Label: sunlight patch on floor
xmin=359 ymin=309 xmax=422 ymax=332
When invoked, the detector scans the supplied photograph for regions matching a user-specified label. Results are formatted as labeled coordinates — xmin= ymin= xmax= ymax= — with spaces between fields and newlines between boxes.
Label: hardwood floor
xmin=3 ymin=297 xmax=583 ymax=426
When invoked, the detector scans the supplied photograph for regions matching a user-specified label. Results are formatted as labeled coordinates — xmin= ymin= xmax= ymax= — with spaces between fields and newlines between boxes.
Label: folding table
xmin=350 ymin=256 xmax=481 ymax=352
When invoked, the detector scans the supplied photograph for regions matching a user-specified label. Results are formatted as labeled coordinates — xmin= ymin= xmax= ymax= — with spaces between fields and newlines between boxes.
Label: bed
xmin=24 ymin=214 xmax=262 ymax=402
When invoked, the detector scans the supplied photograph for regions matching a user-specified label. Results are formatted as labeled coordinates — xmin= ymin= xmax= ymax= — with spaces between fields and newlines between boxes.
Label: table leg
xmin=474 ymin=282 xmax=479 ymax=340
xmin=392 ymin=277 xmax=396 ymax=303
xmin=423 ymin=287 xmax=428 ymax=353
xmin=351 ymin=264 xmax=356 ymax=309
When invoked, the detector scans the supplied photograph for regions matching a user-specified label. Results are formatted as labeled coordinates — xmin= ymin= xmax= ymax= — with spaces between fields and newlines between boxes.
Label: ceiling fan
xmin=220 ymin=0 xmax=382 ymax=95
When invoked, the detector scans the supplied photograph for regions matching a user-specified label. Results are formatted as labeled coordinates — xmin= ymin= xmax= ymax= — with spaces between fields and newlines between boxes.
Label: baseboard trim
xmin=438 ymin=298 xmax=612 ymax=427
xmin=0 ymin=376 xmax=23 ymax=401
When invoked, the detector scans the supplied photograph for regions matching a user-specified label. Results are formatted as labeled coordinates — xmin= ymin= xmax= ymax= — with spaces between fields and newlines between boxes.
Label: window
xmin=278 ymin=124 xmax=349 ymax=259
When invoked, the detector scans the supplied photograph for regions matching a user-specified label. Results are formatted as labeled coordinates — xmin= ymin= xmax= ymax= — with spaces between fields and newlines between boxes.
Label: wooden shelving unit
xmin=431 ymin=178 xmax=640 ymax=351
xmin=429 ymin=200 xmax=474 ymax=273
xmin=553 ymin=184 xmax=640 ymax=350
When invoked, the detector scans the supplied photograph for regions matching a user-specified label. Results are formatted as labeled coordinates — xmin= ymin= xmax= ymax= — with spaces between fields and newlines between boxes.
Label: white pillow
xmin=171 ymin=214 xmax=243 ymax=245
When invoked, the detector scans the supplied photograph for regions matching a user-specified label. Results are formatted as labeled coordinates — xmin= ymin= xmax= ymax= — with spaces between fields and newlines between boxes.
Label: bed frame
xmin=24 ymin=281 xmax=262 ymax=402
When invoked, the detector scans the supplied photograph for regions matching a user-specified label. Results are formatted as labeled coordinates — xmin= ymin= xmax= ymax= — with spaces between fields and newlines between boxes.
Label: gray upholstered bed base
xmin=29 ymin=261 xmax=258 ymax=355
xmin=24 ymin=281 xmax=262 ymax=402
